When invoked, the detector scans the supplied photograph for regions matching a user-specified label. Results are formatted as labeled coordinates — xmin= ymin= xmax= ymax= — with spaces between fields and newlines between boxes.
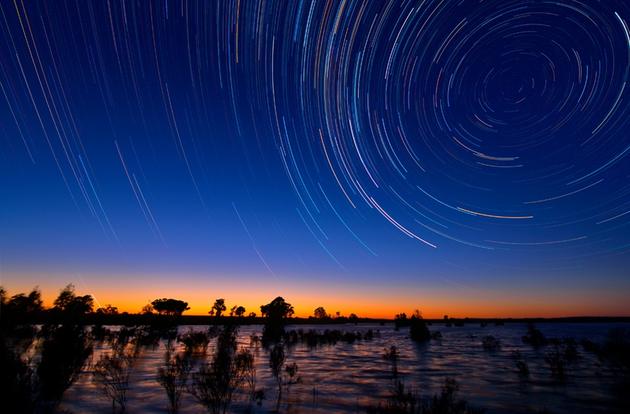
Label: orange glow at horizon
xmin=3 ymin=274 xmax=629 ymax=319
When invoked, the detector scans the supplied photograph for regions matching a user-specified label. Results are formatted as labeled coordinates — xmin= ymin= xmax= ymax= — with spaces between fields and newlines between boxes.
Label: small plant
xmin=236 ymin=347 xmax=257 ymax=408
xmin=285 ymin=328 xmax=376 ymax=348
xmin=368 ymin=377 xmax=483 ymax=414
xmin=284 ymin=362 xmax=301 ymax=408
xmin=93 ymin=329 xmax=139 ymax=413
xmin=423 ymin=378 xmax=483 ymax=414
xmin=516 ymin=360 xmax=530 ymax=377
xmin=481 ymin=335 xmax=501 ymax=351
xmin=545 ymin=346 xmax=566 ymax=380
xmin=522 ymin=323 xmax=547 ymax=348
xmin=562 ymin=338 xmax=579 ymax=362
xmin=178 ymin=329 xmax=211 ymax=355
xmin=94 ymin=350 xmax=134 ymax=413
xmin=269 ymin=343 xmax=286 ymax=411
xmin=581 ymin=338 xmax=600 ymax=354
xmin=254 ymin=389 xmax=265 ymax=406
xmin=544 ymin=339 xmax=581 ymax=381
xmin=157 ymin=344 xmax=192 ymax=414
xmin=580 ymin=329 xmax=630 ymax=376
xmin=190 ymin=325 xmax=255 ymax=414
xmin=599 ymin=329 xmax=630 ymax=375
xmin=431 ymin=331 xmax=443 ymax=340
xmin=391 ymin=379 xmax=418 ymax=413
xmin=512 ymin=351 xmax=529 ymax=377
xmin=383 ymin=345 xmax=399 ymax=378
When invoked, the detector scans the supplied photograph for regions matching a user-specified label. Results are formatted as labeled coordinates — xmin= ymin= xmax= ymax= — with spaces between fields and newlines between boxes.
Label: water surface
xmin=61 ymin=322 xmax=629 ymax=413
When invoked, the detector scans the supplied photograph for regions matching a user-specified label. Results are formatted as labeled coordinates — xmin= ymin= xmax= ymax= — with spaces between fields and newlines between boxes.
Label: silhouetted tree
xmin=7 ymin=289 xmax=43 ymax=315
xmin=261 ymin=297 xmax=294 ymax=343
xmin=0 ymin=285 xmax=92 ymax=413
xmin=3 ymin=288 xmax=43 ymax=325
xmin=30 ymin=286 xmax=94 ymax=410
xmin=394 ymin=313 xmax=409 ymax=329
xmin=0 ymin=333 xmax=36 ymax=413
xmin=96 ymin=304 xmax=119 ymax=315
xmin=349 ymin=313 xmax=359 ymax=324
xmin=234 ymin=306 xmax=246 ymax=318
xmin=210 ymin=298 xmax=227 ymax=318
xmin=313 ymin=306 xmax=328 ymax=319
xmin=53 ymin=284 xmax=94 ymax=316
xmin=37 ymin=324 xmax=93 ymax=411
xmin=151 ymin=298 xmax=190 ymax=317
xmin=52 ymin=284 xmax=75 ymax=310
xmin=141 ymin=303 xmax=154 ymax=315
xmin=261 ymin=297 xmax=294 ymax=320
xmin=409 ymin=310 xmax=431 ymax=343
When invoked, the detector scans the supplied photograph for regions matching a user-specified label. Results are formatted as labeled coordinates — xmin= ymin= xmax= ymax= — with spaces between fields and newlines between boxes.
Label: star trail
xmin=1 ymin=1 xmax=629 ymax=317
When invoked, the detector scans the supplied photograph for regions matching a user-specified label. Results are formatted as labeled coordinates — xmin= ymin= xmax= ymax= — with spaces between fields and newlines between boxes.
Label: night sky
xmin=1 ymin=0 xmax=630 ymax=317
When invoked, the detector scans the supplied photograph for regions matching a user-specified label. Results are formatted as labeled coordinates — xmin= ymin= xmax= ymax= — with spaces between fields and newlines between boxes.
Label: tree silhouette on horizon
xmin=313 ymin=306 xmax=328 ymax=319
xmin=261 ymin=297 xmax=294 ymax=343
xmin=210 ymin=298 xmax=227 ymax=318
xmin=151 ymin=298 xmax=190 ymax=317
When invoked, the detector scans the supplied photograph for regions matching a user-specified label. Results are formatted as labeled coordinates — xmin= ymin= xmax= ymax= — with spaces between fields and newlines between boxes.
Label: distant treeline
xmin=2 ymin=285 xmax=628 ymax=326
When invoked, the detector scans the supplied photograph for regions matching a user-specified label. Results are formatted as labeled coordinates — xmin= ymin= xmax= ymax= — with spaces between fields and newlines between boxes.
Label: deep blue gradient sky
xmin=1 ymin=1 xmax=630 ymax=316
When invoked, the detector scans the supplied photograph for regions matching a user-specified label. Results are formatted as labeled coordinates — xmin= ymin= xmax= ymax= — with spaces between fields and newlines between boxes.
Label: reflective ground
xmin=61 ymin=323 xmax=629 ymax=413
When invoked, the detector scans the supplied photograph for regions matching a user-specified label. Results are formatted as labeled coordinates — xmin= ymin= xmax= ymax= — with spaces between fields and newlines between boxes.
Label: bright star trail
xmin=1 ymin=1 xmax=629 ymax=317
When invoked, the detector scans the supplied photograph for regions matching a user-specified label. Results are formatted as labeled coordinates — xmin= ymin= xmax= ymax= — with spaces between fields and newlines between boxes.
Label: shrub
xmin=190 ymin=325 xmax=255 ymax=414
xmin=481 ymin=336 xmax=501 ymax=351
xmin=157 ymin=344 xmax=192 ymax=414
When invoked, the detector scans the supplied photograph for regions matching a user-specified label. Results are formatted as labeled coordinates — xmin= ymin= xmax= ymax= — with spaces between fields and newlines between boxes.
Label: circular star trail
xmin=246 ymin=0 xmax=630 ymax=254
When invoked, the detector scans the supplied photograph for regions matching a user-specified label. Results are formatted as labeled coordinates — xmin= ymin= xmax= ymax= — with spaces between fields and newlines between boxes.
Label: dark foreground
xmin=5 ymin=322 xmax=630 ymax=413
